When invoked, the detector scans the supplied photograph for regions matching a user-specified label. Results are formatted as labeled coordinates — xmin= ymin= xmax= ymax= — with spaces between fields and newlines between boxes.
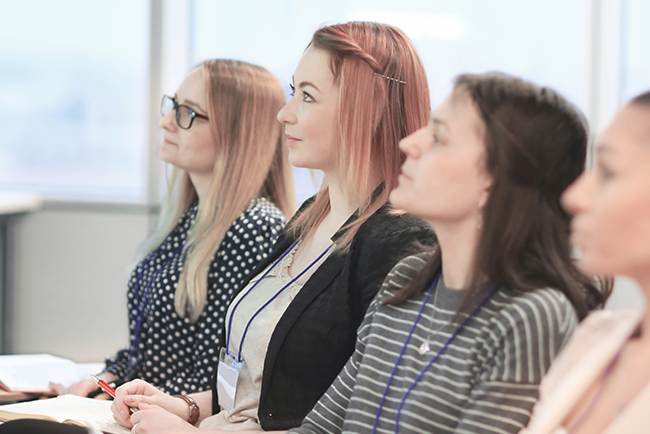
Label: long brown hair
xmin=141 ymin=59 xmax=295 ymax=322
xmin=385 ymin=72 xmax=610 ymax=320
xmin=286 ymin=21 xmax=430 ymax=249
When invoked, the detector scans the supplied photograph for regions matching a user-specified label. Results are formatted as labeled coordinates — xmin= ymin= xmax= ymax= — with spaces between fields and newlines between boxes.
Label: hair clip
xmin=374 ymin=72 xmax=406 ymax=84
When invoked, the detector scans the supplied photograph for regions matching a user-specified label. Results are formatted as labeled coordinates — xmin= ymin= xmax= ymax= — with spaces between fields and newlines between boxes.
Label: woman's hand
xmin=129 ymin=403 xmax=201 ymax=434
xmin=110 ymin=379 xmax=187 ymax=429
xmin=50 ymin=372 xmax=116 ymax=397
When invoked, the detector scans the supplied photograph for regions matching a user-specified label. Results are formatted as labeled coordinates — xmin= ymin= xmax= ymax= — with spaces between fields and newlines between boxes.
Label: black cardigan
xmin=211 ymin=201 xmax=436 ymax=430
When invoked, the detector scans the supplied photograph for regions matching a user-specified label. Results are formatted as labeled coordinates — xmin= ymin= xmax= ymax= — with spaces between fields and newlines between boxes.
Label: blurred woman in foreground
xmin=523 ymin=91 xmax=650 ymax=434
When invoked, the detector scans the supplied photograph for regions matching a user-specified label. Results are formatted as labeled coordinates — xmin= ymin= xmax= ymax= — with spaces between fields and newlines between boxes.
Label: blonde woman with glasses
xmin=50 ymin=59 xmax=295 ymax=398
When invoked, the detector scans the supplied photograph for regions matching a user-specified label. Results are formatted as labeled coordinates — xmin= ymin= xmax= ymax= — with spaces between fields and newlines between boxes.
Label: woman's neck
xmin=323 ymin=176 xmax=358 ymax=230
xmin=189 ymin=172 xmax=211 ymax=203
xmin=429 ymin=218 xmax=480 ymax=290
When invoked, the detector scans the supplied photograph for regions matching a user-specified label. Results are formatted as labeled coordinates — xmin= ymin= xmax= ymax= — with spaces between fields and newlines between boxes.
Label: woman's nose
xmin=561 ymin=171 xmax=593 ymax=215
xmin=277 ymin=95 xmax=297 ymax=125
xmin=399 ymin=127 xmax=426 ymax=159
xmin=159 ymin=110 xmax=177 ymax=131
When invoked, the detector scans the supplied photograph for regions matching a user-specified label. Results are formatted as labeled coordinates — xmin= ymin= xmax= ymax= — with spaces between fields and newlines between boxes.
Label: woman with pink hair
xmin=109 ymin=21 xmax=435 ymax=434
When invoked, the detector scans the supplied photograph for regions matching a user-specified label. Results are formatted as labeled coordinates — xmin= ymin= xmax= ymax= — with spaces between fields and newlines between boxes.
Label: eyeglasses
xmin=160 ymin=94 xmax=209 ymax=129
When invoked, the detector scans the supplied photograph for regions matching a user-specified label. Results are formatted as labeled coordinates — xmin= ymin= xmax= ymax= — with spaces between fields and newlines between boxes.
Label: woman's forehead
xmin=293 ymin=46 xmax=335 ymax=88
xmin=432 ymin=92 xmax=483 ymax=136
xmin=600 ymin=105 xmax=650 ymax=150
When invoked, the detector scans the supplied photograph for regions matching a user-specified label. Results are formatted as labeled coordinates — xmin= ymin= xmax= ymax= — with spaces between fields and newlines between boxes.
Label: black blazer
xmin=211 ymin=201 xmax=436 ymax=430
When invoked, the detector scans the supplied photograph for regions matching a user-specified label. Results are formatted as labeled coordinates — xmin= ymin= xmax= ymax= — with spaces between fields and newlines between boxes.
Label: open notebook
xmin=0 ymin=354 xmax=99 ymax=393
xmin=0 ymin=395 xmax=129 ymax=434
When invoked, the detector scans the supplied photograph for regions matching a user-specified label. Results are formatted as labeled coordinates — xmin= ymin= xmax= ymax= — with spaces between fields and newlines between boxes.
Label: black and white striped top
xmin=290 ymin=252 xmax=577 ymax=434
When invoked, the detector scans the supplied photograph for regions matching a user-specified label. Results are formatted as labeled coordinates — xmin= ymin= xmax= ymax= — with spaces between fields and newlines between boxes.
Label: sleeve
xmin=452 ymin=290 xmax=578 ymax=434
xmin=103 ymin=348 xmax=132 ymax=380
xmin=289 ymin=287 xmax=382 ymax=434
xmin=158 ymin=207 xmax=286 ymax=394
xmin=348 ymin=215 xmax=435 ymax=323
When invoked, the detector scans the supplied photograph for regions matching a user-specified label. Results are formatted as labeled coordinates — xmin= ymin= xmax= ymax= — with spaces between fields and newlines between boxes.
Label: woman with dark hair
xmin=522 ymin=91 xmax=650 ymax=434
xmin=288 ymin=72 xmax=609 ymax=434
xmin=106 ymin=21 xmax=435 ymax=434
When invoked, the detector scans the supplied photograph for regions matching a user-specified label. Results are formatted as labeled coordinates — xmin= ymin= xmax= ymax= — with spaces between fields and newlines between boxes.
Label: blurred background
xmin=0 ymin=0 xmax=647 ymax=361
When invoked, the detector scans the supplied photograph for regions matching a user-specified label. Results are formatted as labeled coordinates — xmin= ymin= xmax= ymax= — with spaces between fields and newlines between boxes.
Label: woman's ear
xmin=477 ymin=175 xmax=492 ymax=209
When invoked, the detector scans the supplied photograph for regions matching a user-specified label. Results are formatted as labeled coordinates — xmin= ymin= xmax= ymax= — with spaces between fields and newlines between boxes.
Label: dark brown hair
xmin=631 ymin=90 xmax=650 ymax=106
xmin=384 ymin=72 xmax=610 ymax=320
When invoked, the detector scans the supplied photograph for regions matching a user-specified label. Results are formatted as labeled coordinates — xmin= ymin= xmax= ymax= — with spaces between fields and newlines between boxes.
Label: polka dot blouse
xmin=104 ymin=197 xmax=286 ymax=394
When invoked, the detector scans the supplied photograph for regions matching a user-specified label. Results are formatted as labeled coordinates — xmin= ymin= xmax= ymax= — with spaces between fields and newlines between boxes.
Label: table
xmin=0 ymin=390 xmax=41 ymax=404
xmin=0 ymin=193 xmax=43 ymax=354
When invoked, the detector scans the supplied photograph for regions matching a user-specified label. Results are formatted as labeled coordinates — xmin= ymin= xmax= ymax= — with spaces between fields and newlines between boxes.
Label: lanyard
xmin=128 ymin=237 xmax=185 ymax=368
xmin=371 ymin=273 xmax=499 ymax=434
xmin=226 ymin=237 xmax=332 ymax=362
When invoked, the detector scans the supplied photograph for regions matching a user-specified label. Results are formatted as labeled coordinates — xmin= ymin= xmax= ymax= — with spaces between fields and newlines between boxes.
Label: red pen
xmin=90 ymin=374 xmax=137 ymax=414
xmin=90 ymin=374 xmax=116 ymax=398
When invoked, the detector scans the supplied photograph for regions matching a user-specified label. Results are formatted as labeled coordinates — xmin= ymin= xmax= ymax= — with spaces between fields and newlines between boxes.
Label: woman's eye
xmin=302 ymin=91 xmax=314 ymax=102
xmin=289 ymin=84 xmax=295 ymax=97
xmin=596 ymin=163 xmax=614 ymax=181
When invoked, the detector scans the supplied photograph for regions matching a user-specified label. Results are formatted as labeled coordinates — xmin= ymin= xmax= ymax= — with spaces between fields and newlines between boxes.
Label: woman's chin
xmin=388 ymin=187 xmax=408 ymax=210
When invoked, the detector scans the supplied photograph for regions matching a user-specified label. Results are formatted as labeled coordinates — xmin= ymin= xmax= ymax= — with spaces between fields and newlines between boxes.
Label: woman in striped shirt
xmin=290 ymin=72 xmax=610 ymax=434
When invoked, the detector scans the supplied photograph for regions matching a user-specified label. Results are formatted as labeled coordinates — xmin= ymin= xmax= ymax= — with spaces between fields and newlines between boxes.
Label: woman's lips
xmin=286 ymin=134 xmax=300 ymax=145
xmin=398 ymin=172 xmax=411 ymax=182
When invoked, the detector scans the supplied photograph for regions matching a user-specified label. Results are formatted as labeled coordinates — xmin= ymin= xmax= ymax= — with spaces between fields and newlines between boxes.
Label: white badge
xmin=217 ymin=347 xmax=243 ymax=412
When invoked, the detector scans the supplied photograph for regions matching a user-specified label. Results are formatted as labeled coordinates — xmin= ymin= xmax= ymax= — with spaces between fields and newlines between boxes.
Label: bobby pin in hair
xmin=374 ymin=72 xmax=406 ymax=84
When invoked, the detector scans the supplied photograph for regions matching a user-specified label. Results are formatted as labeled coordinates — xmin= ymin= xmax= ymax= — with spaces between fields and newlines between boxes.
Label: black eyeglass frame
xmin=160 ymin=94 xmax=209 ymax=130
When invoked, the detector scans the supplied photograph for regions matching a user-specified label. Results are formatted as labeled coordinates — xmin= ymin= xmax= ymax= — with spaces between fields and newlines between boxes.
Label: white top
xmin=200 ymin=242 xmax=303 ymax=431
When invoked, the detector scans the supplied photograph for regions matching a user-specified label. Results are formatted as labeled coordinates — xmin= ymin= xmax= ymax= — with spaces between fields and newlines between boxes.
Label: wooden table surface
xmin=0 ymin=389 xmax=43 ymax=404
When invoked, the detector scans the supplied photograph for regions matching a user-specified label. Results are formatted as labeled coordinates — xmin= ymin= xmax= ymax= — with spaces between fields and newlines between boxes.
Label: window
xmin=0 ymin=0 xmax=149 ymax=201
xmin=621 ymin=0 xmax=650 ymax=101
xmin=193 ymin=0 xmax=590 ymax=204
xmin=0 ymin=0 xmax=641 ymax=204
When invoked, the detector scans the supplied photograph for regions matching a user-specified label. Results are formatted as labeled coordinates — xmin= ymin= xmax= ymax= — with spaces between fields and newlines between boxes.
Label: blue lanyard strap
xmin=372 ymin=273 xmax=499 ymax=434
xmin=226 ymin=238 xmax=333 ymax=362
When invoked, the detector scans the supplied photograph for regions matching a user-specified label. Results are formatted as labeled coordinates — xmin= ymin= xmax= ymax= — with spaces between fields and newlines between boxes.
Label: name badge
xmin=217 ymin=347 xmax=243 ymax=412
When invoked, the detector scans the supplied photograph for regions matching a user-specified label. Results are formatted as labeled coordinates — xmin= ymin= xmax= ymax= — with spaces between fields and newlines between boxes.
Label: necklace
xmin=371 ymin=272 xmax=499 ymax=434
xmin=418 ymin=282 xmax=443 ymax=355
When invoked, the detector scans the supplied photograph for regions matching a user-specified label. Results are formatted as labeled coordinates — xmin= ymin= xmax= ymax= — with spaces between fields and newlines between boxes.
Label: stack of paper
xmin=0 ymin=354 xmax=98 ymax=393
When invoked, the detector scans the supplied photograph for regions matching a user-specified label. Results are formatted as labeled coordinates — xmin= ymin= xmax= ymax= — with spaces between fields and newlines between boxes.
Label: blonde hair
xmin=287 ymin=22 xmax=430 ymax=249
xmin=141 ymin=59 xmax=295 ymax=322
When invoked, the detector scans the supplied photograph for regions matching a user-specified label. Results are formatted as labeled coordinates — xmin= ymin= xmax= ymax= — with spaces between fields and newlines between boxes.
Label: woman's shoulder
xmin=525 ymin=310 xmax=643 ymax=433
xmin=575 ymin=309 xmax=642 ymax=333
xmin=544 ymin=310 xmax=643 ymax=381
xmin=488 ymin=287 xmax=579 ymax=347
xmin=355 ymin=206 xmax=435 ymax=250
xmin=496 ymin=286 xmax=576 ymax=317
xmin=234 ymin=197 xmax=287 ymax=228
xmin=377 ymin=252 xmax=433 ymax=295
xmin=222 ymin=197 xmax=286 ymax=243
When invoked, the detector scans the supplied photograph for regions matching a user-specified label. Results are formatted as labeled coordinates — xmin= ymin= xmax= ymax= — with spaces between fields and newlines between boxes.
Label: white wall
xmin=6 ymin=203 xmax=644 ymax=367
xmin=8 ymin=204 xmax=150 ymax=362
